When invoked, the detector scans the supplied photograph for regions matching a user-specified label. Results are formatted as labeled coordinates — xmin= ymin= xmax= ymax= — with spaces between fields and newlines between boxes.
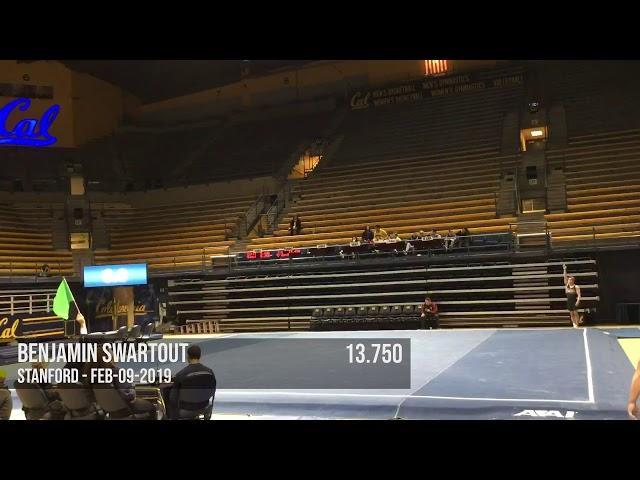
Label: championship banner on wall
xmin=0 ymin=312 xmax=66 ymax=343
xmin=349 ymin=71 xmax=525 ymax=110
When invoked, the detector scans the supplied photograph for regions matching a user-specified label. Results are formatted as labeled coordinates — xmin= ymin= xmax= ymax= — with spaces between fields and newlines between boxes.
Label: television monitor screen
xmin=83 ymin=263 xmax=148 ymax=288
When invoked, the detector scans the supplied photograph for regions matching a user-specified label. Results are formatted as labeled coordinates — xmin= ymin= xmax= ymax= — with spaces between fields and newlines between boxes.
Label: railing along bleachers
xmin=93 ymin=195 xmax=256 ymax=271
xmin=0 ymin=287 xmax=56 ymax=315
xmin=170 ymin=258 xmax=599 ymax=333
xmin=546 ymin=130 xmax=640 ymax=245
xmin=0 ymin=203 xmax=73 ymax=276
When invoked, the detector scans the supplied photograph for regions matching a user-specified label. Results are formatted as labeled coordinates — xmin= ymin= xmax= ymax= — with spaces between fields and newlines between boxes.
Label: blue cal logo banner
xmin=0 ymin=97 xmax=59 ymax=147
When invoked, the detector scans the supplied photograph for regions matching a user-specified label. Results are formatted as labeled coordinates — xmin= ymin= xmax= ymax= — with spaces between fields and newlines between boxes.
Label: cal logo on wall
xmin=0 ymin=313 xmax=65 ymax=342
xmin=0 ymin=316 xmax=20 ymax=342
xmin=0 ymin=97 xmax=60 ymax=147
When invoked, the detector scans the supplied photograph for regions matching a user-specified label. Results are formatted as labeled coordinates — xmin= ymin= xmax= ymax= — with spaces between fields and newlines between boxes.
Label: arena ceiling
xmin=59 ymin=60 xmax=316 ymax=104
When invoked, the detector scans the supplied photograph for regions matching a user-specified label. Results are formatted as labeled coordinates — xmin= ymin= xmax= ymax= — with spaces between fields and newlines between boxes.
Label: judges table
xmin=317 ymin=238 xmax=446 ymax=256
xmin=232 ymin=233 xmax=513 ymax=266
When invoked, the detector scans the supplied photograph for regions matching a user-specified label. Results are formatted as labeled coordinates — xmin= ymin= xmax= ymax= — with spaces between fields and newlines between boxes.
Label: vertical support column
xmin=113 ymin=286 xmax=135 ymax=329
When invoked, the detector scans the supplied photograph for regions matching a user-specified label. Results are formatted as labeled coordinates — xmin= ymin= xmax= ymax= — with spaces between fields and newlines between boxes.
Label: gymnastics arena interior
xmin=0 ymin=59 xmax=639 ymax=420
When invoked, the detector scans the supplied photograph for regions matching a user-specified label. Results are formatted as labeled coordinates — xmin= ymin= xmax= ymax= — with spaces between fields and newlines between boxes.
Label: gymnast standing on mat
xmin=563 ymin=264 xmax=583 ymax=328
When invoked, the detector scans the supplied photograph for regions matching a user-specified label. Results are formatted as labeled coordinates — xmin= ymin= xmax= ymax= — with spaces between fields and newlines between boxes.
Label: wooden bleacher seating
xmin=93 ymin=195 xmax=256 ymax=271
xmin=247 ymin=149 xmax=518 ymax=251
xmin=169 ymin=258 xmax=599 ymax=332
xmin=0 ymin=203 xmax=73 ymax=276
xmin=546 ymin=129 xmax=640 ymax=244
xmin=245 ymin=66 xmax=526 ymax=252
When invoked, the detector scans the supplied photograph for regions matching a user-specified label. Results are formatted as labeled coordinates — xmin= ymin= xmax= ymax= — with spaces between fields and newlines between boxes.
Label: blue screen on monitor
xmin=83 ymin=264 xmax=148 ymax=288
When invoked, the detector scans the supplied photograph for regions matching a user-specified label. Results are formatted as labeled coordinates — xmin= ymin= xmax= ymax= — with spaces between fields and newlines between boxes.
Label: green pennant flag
xmin=53 ymin=278 xmax=75 ymax=320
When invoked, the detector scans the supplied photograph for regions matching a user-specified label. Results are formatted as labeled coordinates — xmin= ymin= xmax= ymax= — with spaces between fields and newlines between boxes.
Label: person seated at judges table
xmin=410 ymin=230 xmax=424 ymax=241
xmin=373 ymin=225 xmax=389 ymax=242
xmin=388 ymin=232 xmax=402 ymax=242
xmin=445 ymin=229 xmax=457 ymax=250
xmin=161 ymin=344 xmax=216 ymax=420
xmin=419 ymin=297 xmax=439 ymax=330
xmin=458 ymin=227 xmax=471 ymax=248
xmin=289 ymin=215 xmax=303 ymax=236
xmin=349 ymin=236 xmax=360 ymax=247
xmin=404 ymin=237 xmax=416 ymax=255
xmin=361 ymin=225 xmax=374 ymax=243
xmin=0 ymin=369 xmax=12 ymax=420
xmin=84 ymin=345 xmax=157 ymax=419
xmin=428 ymin=229 xmax=442 ymax=240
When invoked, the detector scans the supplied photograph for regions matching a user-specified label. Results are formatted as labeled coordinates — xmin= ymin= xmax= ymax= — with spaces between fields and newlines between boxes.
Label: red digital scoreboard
xmin=243 ymin=248 xmax=304 ymax=260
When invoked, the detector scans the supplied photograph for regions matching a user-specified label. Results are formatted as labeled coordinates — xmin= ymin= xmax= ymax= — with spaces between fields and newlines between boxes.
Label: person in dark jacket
xmin=289 ymin=215 xmax=303 ymax=236
xmin=164 ymin=344 xmax=216 ymax=419
xmin=362 ymin=226 xmax=374 ymax=242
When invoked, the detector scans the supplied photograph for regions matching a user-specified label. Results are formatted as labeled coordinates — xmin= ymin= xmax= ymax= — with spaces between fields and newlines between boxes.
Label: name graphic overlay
xmin=16 ymin=342 xmax=190 ymax=386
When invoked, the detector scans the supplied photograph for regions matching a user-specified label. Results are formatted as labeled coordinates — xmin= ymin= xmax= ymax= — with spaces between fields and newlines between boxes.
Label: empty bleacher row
xmin=247 ymin=148 xmax=518 ymax=251
xmin=539 ymin=60 xmax=640 ymax=138
xmin=82 ymin=109 xmax=337 ymax=191
xmin=92 ymin=195 xmax=256 ymax=271
xmin=170 ymin=258 xmax=599 ymax=333
xmin=546 ymin=129 xmax=640 ymax=245
xmin=0 ymin=203 xmax=73 ymax=276
xmin=182 ymin=110 xmax=337 ymax=183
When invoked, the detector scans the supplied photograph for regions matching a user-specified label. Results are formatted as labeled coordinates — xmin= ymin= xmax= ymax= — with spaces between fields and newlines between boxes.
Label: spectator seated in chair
xmin=419 ymin=297 xmax=440 ymax=330
xmin=445 ymin=229 xmax=457 ymax=250
xmin=410 ymin=230 xmax=424 ymax=240
xmin=289 ymin=215 xmax=303 ymax=236
xmin=404 ymin=239 xmax=416 ymax=255
xmin=162 ymin=344 xmax=216 ymax=420
xmin=373 ymin=225 xmax=389 ymax=242
xmin=362 ymin=225 xmax=374 ymax=243
xmin=460 ymin=227 xmax=471 ymax=247
xmin=387 ymin=232 xmax=402 ymax=242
